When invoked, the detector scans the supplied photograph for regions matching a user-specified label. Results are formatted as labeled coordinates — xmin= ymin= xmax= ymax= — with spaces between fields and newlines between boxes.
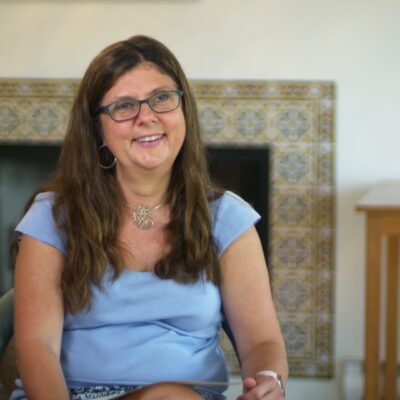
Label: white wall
xmin=2 ymin=0 xmax=400 ymax=399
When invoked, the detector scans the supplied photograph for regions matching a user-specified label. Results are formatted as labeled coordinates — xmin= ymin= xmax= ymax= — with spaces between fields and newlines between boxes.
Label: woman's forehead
xmin=103 ymin=63 xmax=177 ymax=102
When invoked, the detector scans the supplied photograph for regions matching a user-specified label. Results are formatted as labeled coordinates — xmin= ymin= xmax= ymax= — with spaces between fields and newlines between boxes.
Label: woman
xmin=11 ymin=35 xmax=288 ymax=400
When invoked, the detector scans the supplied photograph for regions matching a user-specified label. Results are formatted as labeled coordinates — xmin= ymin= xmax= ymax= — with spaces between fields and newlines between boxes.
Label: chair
xmin=0 ymin=289 xmax=14 ymax=361
xmin=0 ymin=288 xmax=16 ymax=399
xmin=221 ymin=312 xmax=241 ymax=366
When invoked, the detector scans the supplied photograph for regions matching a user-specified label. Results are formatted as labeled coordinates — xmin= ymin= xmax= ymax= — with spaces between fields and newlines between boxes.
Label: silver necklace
xmin=125 ymin=201 xmax=165 ymax=230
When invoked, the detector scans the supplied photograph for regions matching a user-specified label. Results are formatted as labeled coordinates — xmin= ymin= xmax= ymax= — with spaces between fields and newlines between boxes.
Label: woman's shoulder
xmin=16 ymin=191 xmax=66 ymax=254
xmin=32 ymin=191 xmax=57 ymax=204
xmin=24 ymin=191 xmax=59 ymax=217
xmin=209 ymin=191 xmax=261 ymax=255
xmin=34 ymin=190 xmax=56 ymax=200
xmin=209 ymin=190 xmax=259 ymax=216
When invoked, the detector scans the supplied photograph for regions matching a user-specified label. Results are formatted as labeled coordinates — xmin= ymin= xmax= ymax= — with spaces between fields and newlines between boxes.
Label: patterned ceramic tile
xmin=271 ymin=229 xmax=315 ymax=271
xmin=273 ymin=271 xmax=314 ymax=313
xmin=271 ymin=144 xmax=317 ymax=187
xmin=272 ymin=186 xmax=319 ymax=229
xmin=0 ymin=80 xmax=75 ymax=143
xmin=280 ymin=313 xmax=316 ymax=357
xmin=272 ymin=101 xmax=316 ymax=143
xmin=0 ymin=79 xmax=335 ymax=378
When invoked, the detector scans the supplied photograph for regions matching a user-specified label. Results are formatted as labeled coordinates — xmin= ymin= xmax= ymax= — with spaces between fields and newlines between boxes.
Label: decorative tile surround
xmin=0 ymin=79 xmax=335 ymax=377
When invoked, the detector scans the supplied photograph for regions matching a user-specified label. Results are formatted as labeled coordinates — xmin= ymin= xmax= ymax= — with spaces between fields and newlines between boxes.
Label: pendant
xmin=126 ymin=201 xmax=165 ymax=230
xmin=131 ymin=205 xmax=155 ymax=230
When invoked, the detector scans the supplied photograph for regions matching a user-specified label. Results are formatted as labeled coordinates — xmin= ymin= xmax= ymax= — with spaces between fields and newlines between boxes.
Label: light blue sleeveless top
xmin=13 ymin=191 xmax=260 ymax=395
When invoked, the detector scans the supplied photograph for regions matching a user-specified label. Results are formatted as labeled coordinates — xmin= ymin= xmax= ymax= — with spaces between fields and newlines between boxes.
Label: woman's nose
xmin=135 ymin=101 xmax=157 ymax=123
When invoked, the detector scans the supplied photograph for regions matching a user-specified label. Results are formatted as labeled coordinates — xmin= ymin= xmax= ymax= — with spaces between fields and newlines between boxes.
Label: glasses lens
xmin=149 ymin=91 xmax=180 ymax=113
xmin=109 ymin=99 xmax=138 ymax=121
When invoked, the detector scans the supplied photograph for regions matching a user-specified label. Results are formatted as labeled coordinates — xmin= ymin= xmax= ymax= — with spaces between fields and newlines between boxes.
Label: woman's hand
xmin=237 ymin=375 xmax=285 ymax=400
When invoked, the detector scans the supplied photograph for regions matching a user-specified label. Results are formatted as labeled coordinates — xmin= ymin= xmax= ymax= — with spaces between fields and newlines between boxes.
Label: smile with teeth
xmin=134 ymin=134 xmax=164 ymax=143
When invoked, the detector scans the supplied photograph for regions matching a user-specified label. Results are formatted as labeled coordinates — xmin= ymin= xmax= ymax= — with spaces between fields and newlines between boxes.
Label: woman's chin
xmin=128 ymin=157 xmax=169 ymax=173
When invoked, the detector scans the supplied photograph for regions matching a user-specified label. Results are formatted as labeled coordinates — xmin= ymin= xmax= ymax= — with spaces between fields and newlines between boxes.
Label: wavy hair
xmin=21 ymin=35 xmax=221 ymax=313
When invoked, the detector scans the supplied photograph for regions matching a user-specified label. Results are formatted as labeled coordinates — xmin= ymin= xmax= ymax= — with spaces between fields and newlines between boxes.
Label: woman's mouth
xmin=134 ymin=134 xmax=164 ymax=143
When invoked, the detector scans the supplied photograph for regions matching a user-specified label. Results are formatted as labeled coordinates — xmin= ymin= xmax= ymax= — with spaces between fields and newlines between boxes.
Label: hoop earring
xmin=97 ymin=144 xmax=116 ymax=169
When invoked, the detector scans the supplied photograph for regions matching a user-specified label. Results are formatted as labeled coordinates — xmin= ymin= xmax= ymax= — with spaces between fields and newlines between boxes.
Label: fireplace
xmin=0 ymin=78 xmax=335 ymax=377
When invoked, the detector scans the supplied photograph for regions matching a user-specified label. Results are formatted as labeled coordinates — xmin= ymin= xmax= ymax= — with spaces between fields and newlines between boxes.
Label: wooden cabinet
xmin=356 ymin=182 xmax=400 ymax=400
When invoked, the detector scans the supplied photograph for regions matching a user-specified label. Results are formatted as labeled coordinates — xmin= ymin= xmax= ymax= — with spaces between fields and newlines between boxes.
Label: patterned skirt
xmin=11 ymin=382 xmax=226 ymax=400
xmin=69 ymin=384 xmax=226 ymax=400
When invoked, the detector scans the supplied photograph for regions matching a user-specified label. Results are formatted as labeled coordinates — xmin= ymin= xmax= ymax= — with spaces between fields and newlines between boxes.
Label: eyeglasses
xmin=97 ymin=90 xmax=184 ymax=122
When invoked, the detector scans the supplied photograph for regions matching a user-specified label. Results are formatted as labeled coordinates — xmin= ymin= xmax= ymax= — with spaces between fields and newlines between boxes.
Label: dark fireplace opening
xmin=206 ymin=146 xmax=270 ymax=263
xmin=0 ymin=144 xmax=269 ymax=294
xmin=0 ymin=145 xmax=60 ymax=293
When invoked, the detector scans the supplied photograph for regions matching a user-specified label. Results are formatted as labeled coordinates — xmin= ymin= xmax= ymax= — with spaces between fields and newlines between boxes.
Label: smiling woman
xmin=10 ymin=35 xmax=287 ymax=400
xmin=99 ymin=63 xmax=186 ymax=175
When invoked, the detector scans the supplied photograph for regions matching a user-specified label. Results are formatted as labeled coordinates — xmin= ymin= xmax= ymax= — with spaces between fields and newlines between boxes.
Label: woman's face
xmin=99 ymin=62 xmax=186 ymax=176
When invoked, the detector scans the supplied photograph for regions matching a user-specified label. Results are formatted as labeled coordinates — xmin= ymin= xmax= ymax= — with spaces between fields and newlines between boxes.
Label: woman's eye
xmin=113 ymin=100 xmax=135 ymax=112
xmin=153 ymin=92 xmax=171 ymax=103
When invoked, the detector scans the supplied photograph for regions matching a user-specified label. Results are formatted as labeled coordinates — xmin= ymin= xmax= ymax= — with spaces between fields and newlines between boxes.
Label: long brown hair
xmin=19 ymin=35 xmax=221 ymax=313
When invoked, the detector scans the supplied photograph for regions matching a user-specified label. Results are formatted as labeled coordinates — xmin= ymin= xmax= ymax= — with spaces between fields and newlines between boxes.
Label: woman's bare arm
xmin=14 ymin=235 xmax=69 ymax=400
xmin=220 ymin=226 xmax=288 ymax=399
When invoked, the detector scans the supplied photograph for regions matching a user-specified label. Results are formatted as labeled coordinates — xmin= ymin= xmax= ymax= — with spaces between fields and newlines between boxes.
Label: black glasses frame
xmin=97 ymin=90 xmax=184 ymax=122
